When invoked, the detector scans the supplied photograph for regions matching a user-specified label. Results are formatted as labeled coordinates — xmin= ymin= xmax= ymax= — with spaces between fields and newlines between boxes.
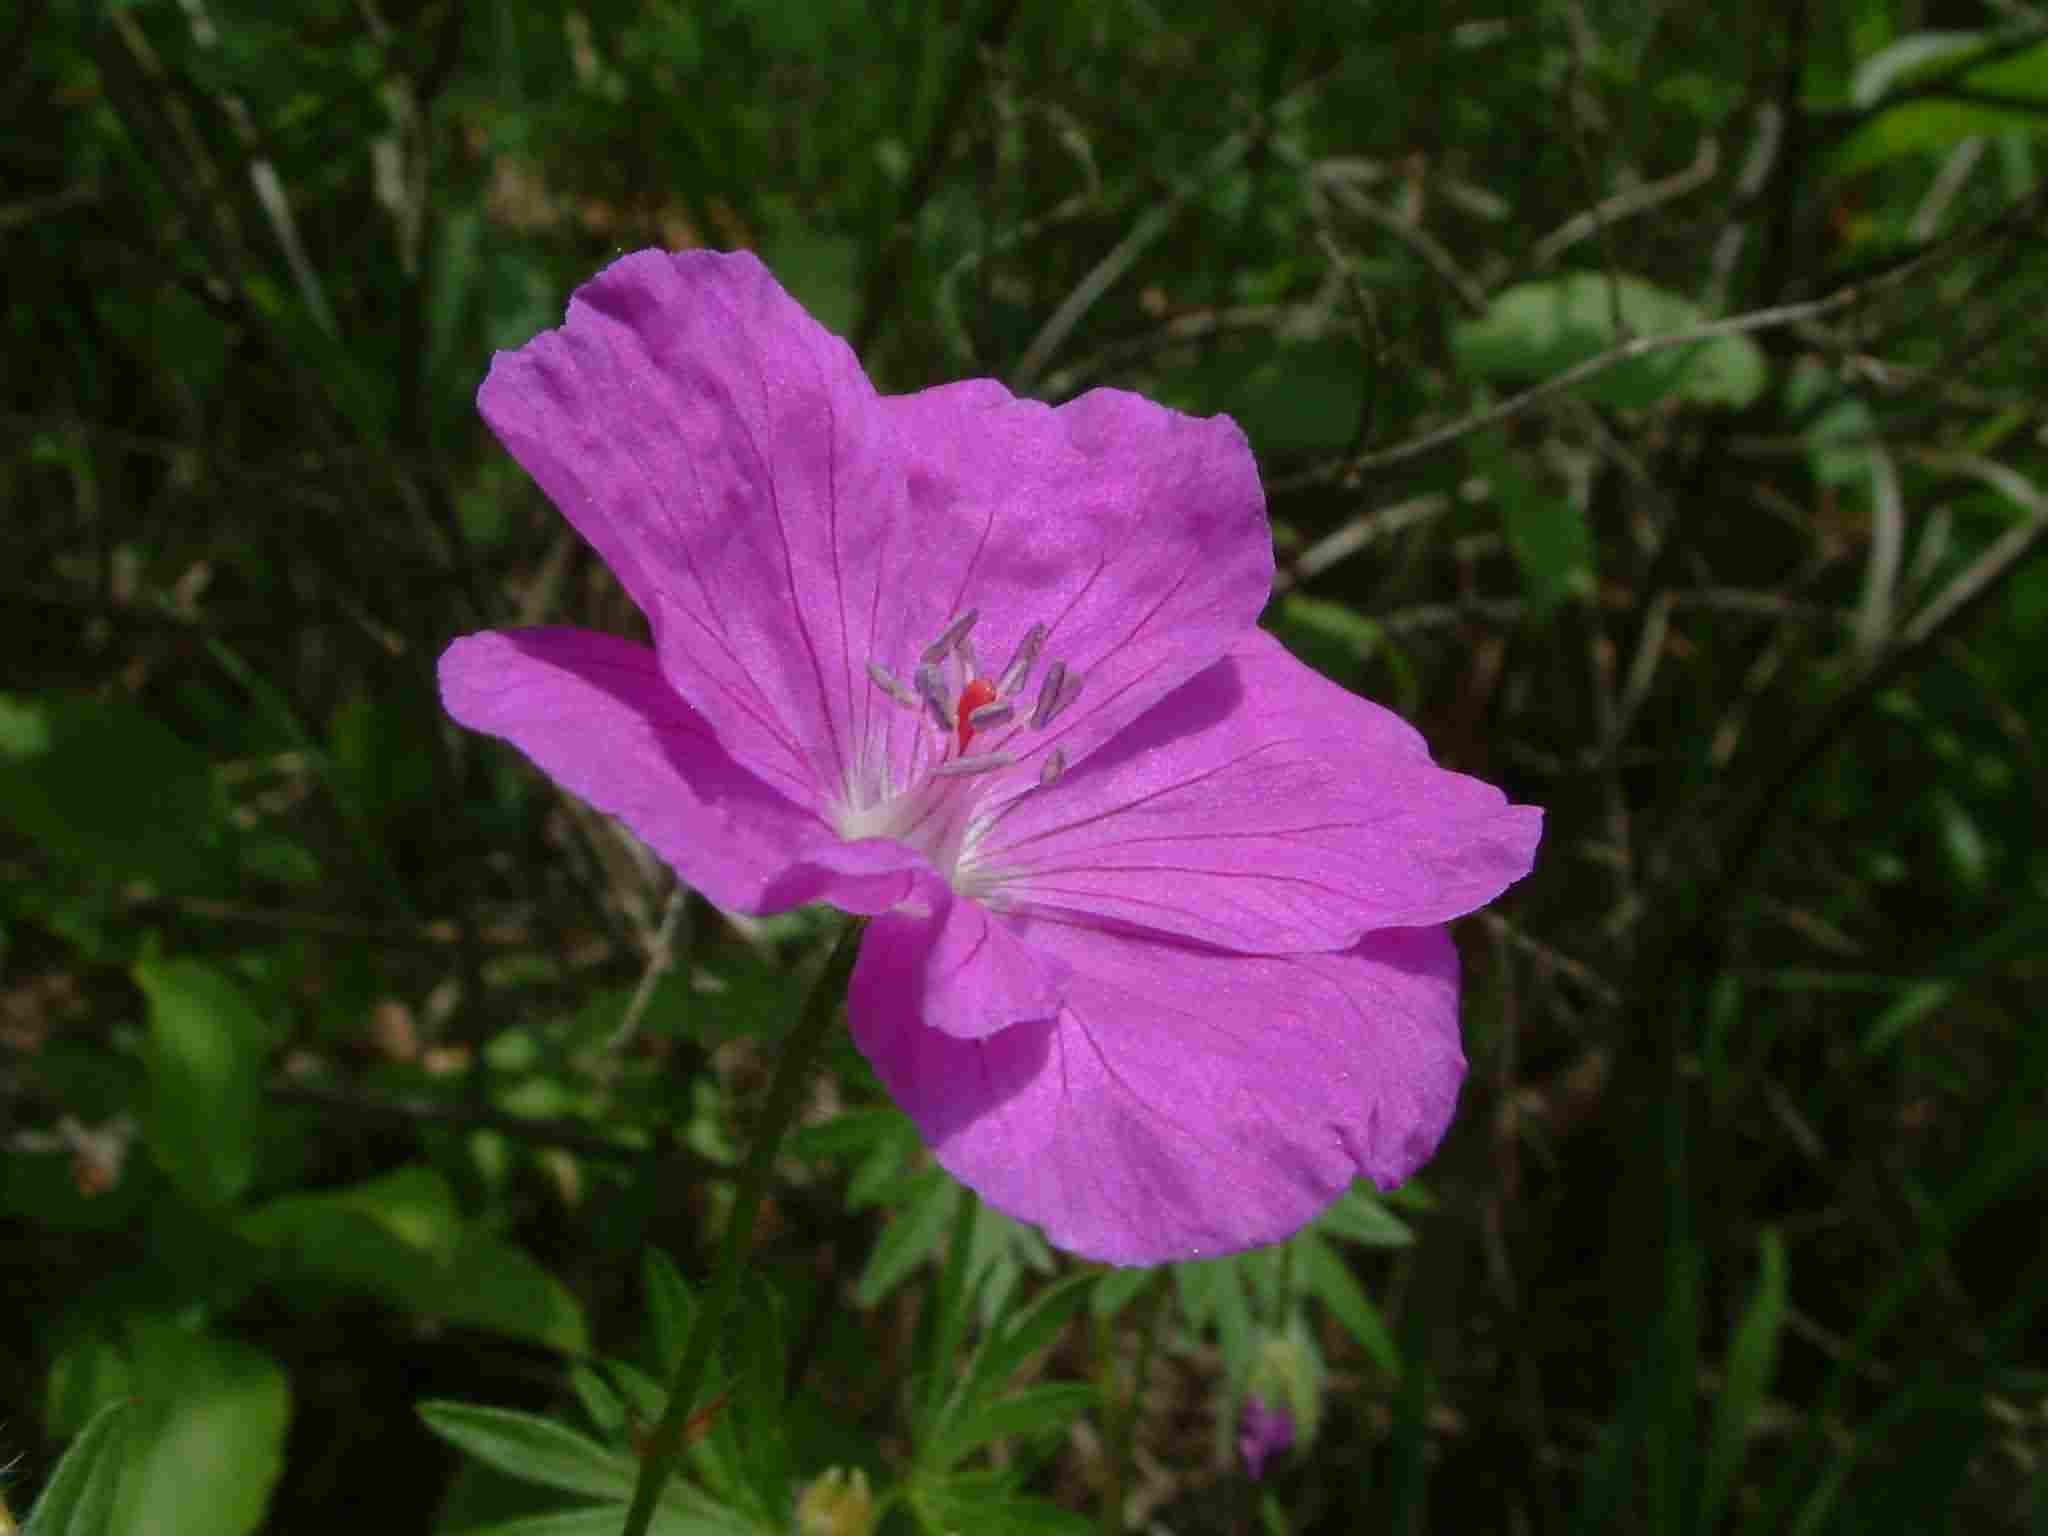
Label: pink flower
xmin=439 ymin=249 xmax=1540 ymax=1265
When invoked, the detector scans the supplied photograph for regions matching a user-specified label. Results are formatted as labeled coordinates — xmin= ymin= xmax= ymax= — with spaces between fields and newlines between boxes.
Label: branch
xmin=1683 ymin=456 xmax=2048 ymax=988
xmin=1282 ymin=182 xmax=2047 ymax=487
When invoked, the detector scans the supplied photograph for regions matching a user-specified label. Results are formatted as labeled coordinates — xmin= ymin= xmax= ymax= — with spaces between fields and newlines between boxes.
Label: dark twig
xmin=1680 ymin=457 xmax=2048 ymax=994
xmin=1280 ymin=181 xmax=2047 ymax=488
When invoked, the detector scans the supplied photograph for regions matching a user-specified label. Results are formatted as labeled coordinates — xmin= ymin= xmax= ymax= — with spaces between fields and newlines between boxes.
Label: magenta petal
xmin=852 ymin=884 xmax=1067 ymax=1042
xmin=981 ymin=630 xmax=1542 ymax=952
xmin=868 ymin=381 xmax=1273 ymax=784
xmin=476 ymin=249 xmax=906 ymax=812
xmin=438 ymin=628 xmax=921 ymax=916
xmin=850 ymin=921 xmax=1465 ymax=1265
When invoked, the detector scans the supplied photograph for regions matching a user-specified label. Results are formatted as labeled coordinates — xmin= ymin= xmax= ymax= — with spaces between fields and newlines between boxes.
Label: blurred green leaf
xmin=1169 ymin=333 xmax=1369 ymax=459
xmin=759 ymin=230 xmax=860 ymax=338
xmin=23 ymin=1400 xmax=137 ymax=1536
xmin=1088 ymin=1265 xmax=1159 ymax=1320
xmin=786 ymin=1105 xmax=912 ymax=1163
xmin=923 ymin=1382 xmax=1096 ymax=1474
xmin=242 ymin=1167 xmax=587 ymax=1351
xmin=913 ymin=1473 xmax=1095 ymax=1535
xmin=1269 ymin=595 xmax=1385 ymax=685
xmin=327 ymin=683 xmax=437 ymax=830
xmin=644 ymin=1246 xmax=699 ymax=1377
xmin=1175 ymin=1255 xmax=1256 ymax=1384
xmin=855 ymin=1167 xmax=960 ymax=1307
xmin=457 ymin=1508 xmax=763 ymax=1536
xmin=117 ymin=1329 xmax=287 ymax=1536
xmin=417 ymin=1403 xmax=636 ymax=1501
xmin=1315 ymin=1184 xmax=1417 ymax=1248
xmin=1699 ymin=1229 xmax=1788 ymax=1533
xmin=1294 ymin=1232 xmax=1401 ymax=1376
xmin=1836 ymin=32 xmax=2048 ymax=171
xmin=1453 ymin=272 xmax=1770 ymax=408
xmin=0 ymin=698 xmax=224 ymax=894
xmin=133 ymin=958 xmax=269 ymax=1208
xmin=727 ymin=1282 xmax=793 ymax=1511
xmin=45 ymin=1321 xmax=289 ymax=1536
xmin=1493 ymin=454 xmax=1596 ymax=617
xmin=944 ymin=1272 xmax=1096 ymax=1433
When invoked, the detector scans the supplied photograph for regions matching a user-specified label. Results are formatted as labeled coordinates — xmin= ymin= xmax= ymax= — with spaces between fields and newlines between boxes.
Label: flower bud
xmin=794 ymin=1466 xmax=877 ymax=1536
xmin=1237 ymin=1393 xmax=1295 ymax=1480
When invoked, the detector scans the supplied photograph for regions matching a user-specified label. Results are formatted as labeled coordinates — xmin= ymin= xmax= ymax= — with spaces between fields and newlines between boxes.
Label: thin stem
xmin=620 ymin=916 xmax=866 ymax=1536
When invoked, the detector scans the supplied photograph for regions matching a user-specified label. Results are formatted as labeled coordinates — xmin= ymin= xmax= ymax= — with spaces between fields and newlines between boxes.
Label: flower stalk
xmin=621 ymin=916 xmax=866 ymax=1536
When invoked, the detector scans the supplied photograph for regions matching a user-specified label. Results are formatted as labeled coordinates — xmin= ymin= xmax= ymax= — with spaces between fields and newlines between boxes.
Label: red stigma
xmin=956 ymin=677 xmax=999 ymax=750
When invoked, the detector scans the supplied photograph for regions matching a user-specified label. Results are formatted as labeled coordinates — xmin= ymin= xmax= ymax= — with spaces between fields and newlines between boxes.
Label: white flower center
xmin=830 ymin=610 xmax=1079 ymax=900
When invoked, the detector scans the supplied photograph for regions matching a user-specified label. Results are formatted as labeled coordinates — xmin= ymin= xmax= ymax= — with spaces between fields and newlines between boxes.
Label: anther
xmin=921 ymin=609 xmax=980 ymax=664
xmin=1039 ymin=747 xmax=1066 ymax=787
xmin=914 ymin=663 xmax=953 ymax=732
xmin=864 ymin=659 xmax=920 ymax=712
xmin=967 ymin=699 xmax=1015 ymax=731
xmin=930 ymin=750 xmax=1019 ymax=778
xmin=1030 ymin=661 xmax=1081 ymax=729
xmin=998 ymin=623 xmax=1046 ymax=697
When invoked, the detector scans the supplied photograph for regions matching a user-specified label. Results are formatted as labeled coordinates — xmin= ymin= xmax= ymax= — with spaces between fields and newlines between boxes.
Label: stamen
xmin=1046 ymin=671 xmax=1082 ymax=725
xmin=998 ymin=623 xmax=1046 ymax=696
xmin=957 ymin=634 xmax=980 ymax=680
xmin=930 ymin=750 xmax=1019 ymax=778
xmin=1030 ymin=661 xmax=1082 ymax=729
xmin=864 ymin=659 xmax=920 ymax=712
xmin=1030 ymin=662 xmax=1065 ymax=728
xmin=921 ymin=609 xmax=980 ymax=664
xmin=1039 ymin=747 xmax=1067 ymax=787
xmin=914 ymin=663 xmax=953 ymax=732
xmin=967 ymin=699 xmax=1015 ymax=731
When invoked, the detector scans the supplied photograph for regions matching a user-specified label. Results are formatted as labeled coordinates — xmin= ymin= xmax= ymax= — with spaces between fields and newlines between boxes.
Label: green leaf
xmin=416 ymin=1403 xmax=637 ymax=1501
xmin=1851 ymin=32 xmax=1988 ymax=106
xmin=913 ymin=1474 xmax=1095 ymax=1535
xmin=924 ymin=1382 xmax=1097 ymax=1473
xmin=457 ymin=1509 xmax=763 ymax=1536
xmin=1835 ymin=34 xmax=2048 ymax=172
xmin=242 ymin=1168 xmax=588 ymax=1352
xmin=644 ymin=1246 xmax=698 ymax=1376
xmin=1089 ymin=1265 xmax=1160 ymax=1320
xmin=0 ymin=697 xmax=225 ymax=893
xmin=24 ymin=1400 xmax=137 ymax=1536
xmin=1168 ymin=333 xmax=1370 ymax=459
xmin=949 ymin=1272 xmax=1095 ymax=1422
xmin=1492 ymin=454 xmax=1595 ymax=618
xmin=78 ymin=1322 xmax=290 ymax=1536
xmin=134 ymin=958 xmax=269 ymax=1207
xmin=1175 ymin=1257 xmax=1256 ymax=1384
xmin=784 ymin=1105 xmax=910 ymax=1163
xmin=327 ymin=683 xmax=436 ymax=829
xmin=1315 ymin=1184 xmax=1418 ymax=1248
xmin=1269 ymin=596 xmax=1385 ymax=686
xmin=727 ymin=1283 xmax=794 ymax=1510
xmin=855 ymin=1167 xmax=960 ymax=1307
xmin=1294 ymin=1232 xmax=1401 ymax=1375
xmin=1700 ymin=1229 xmax=1788 ymax=1533
xmin=758 ymin=230 xmax=860 ymax=337
xmin=448 ymin=1234 xmax=592 ymax=1355
xmin=1453 ymin=272 xmax=1770 ymax=409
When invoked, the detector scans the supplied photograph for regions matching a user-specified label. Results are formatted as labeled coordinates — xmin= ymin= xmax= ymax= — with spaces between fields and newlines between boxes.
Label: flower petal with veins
xmin=442 ymin=248 xmax=1541 ymax=1265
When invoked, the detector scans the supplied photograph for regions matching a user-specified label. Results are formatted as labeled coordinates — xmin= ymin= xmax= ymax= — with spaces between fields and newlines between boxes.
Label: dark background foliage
xmin=3 ymin=1 xmax=2045 ymax=1532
